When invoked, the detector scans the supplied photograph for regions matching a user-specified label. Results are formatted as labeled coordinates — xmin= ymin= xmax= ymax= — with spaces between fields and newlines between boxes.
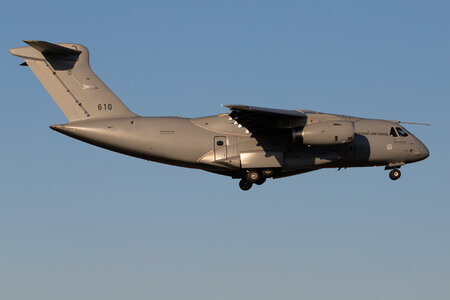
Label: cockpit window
xmin=396 ymin=127 xmax=409 ymax=137
xmin=390 ymin=127 xmax=398 ymax=137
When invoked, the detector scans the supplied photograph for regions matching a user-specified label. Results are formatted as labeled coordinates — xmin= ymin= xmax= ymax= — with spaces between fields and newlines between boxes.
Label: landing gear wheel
xmin=239 ymin=179 xmax=253 ymax=191
xmin=255 ymin=177 xmax=266 ymax=186
xmin=261 ymin=168 xmax=274 ymax=178
xmin=246 ymin=170 xmax=261 ymax=183
xmin=389 ymin=169 xmax=401 ymax=180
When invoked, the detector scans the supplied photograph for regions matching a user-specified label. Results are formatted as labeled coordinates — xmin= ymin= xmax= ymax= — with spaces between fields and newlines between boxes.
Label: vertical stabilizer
xmin=10 ymin=41 xmax=137 ymax=121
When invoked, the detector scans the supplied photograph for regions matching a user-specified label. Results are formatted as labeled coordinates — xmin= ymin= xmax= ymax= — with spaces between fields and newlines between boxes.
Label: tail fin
xmin=10 ymin=40 xmax=137 ymax=121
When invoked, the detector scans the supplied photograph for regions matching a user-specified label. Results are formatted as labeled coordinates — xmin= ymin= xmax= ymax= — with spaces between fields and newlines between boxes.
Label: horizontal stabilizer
xmin=24 ymin=40 xmax=81 ymax=56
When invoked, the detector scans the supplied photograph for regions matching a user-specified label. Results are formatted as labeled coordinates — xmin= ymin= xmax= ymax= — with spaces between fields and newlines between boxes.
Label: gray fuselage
xmin=50 ymin=111 xmax=429 ymax=179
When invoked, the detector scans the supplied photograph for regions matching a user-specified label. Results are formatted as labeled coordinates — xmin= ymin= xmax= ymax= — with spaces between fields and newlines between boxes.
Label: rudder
xmin=10 ymin=40 xmax=137 ymax=121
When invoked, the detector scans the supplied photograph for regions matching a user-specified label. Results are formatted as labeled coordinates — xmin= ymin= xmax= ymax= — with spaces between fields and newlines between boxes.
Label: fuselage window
xmin=216 ymin=141 xmax=224 ymax=146
xmin=396 ymin=127 xmax=409 ymax=137
xmin=390 ymin=127 xmax=398 ymax=137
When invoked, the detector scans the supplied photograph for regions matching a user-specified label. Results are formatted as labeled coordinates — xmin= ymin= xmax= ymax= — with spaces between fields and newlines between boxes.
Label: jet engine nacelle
xmin=292 ymin=120 xmax=355 ymax=145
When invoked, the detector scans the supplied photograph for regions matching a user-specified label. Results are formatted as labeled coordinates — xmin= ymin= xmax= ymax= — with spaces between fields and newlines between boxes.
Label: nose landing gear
xmin=389 ymin=168 xmax=401 ymax=180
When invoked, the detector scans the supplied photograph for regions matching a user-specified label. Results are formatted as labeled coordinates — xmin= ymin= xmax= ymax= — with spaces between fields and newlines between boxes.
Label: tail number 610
xmin=98 ymin=104 xmax=113 ymax=111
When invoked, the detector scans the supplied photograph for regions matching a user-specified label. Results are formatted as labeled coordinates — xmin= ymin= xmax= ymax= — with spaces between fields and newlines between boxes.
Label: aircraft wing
xmin=223 ymin=105 xmax=307 ymax=133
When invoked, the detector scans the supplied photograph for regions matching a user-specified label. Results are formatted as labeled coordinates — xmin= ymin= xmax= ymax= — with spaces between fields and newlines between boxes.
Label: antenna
xmin=398 ymin=121 xmax=431 ymax=126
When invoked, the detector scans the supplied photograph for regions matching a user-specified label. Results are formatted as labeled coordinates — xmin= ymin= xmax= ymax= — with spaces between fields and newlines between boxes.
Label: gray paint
xmin=10 ymin=41 xmax=430 ymax=190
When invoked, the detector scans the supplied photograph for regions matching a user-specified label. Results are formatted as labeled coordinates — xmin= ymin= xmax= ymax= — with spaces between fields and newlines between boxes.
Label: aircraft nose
xmin=417 ymin=141 xmax=430 ymax=160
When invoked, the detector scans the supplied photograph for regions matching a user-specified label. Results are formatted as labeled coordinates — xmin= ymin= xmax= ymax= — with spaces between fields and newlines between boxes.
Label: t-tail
xmin=10 ymin=40 xmax=137 ymax=121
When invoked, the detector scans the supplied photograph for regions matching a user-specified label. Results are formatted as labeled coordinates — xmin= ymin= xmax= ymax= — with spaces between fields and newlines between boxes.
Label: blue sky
xmin=1 ymin=1 xmax=449 ymax=299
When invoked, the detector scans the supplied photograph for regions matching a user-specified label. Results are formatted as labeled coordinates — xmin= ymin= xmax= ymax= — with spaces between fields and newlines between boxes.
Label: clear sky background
xmin=1 ymin=1 xmax=449 ymax=299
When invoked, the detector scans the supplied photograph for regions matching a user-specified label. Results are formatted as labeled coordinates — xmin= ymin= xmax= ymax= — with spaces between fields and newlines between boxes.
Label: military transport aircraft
xmin=10 ymin=41 xmax=430 ymax=190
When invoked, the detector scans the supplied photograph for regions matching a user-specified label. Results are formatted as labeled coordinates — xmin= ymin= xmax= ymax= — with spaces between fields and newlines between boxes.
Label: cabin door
xmin=214 ymin=136 xmax=227 ymax=161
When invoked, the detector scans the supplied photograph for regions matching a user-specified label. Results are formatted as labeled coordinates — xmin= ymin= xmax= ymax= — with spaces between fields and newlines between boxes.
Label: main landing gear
xmin=239 ymin=169 xmax=273 ymax=191
xmin=389 ymin=168 xmax=401 ymax=180
xmin=239 ymin=179 xmax=253 ymax=191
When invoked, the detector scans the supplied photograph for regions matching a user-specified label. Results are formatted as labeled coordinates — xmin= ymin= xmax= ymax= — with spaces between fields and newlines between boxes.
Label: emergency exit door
xmin=214 ymin=136 xmax=227 ymax=161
